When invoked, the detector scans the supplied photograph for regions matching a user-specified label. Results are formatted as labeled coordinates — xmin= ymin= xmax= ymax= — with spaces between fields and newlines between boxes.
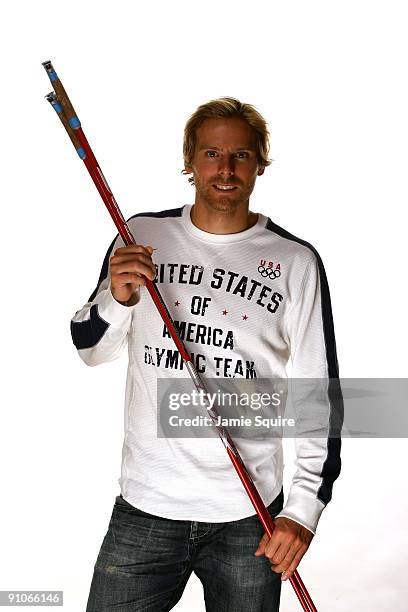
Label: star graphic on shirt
xmin=242 ymin=314 xmax=248 ymax=320
xmin=174 ymin=300 xmax=180 ymax=306
xmin=222 ymin=309 xmax=228 ymax=315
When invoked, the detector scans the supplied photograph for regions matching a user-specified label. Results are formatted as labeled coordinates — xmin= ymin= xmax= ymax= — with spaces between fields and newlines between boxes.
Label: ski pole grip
xmin=45 ymin=92 xmax=86 ymax=159
xmin=42 ymin=60 xmax=81 ymax=130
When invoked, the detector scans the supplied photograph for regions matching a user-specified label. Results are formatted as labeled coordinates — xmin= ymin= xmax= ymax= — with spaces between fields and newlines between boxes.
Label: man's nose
xmin=217 ymin=155 xmax=235 ymax=176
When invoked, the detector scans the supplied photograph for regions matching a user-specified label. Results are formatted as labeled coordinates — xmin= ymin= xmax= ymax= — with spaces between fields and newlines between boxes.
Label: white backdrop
xmin=1 ymin=1 xmax=407 ymax=610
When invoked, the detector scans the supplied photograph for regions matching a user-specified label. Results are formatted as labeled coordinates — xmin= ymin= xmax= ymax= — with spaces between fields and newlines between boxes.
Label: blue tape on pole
xmin=49 ymin=71 xmax=58 ymax=82
xmin=54 ymin=102 xmax=63 ymax=113
xmin=77 ymin=147 xmax=86 ymax=159
xmin=69 ymin=117 xmax=81 ymax=129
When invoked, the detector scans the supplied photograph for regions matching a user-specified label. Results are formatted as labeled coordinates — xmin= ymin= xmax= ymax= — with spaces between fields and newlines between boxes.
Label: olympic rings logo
xmin=257 ymin=265 xmax=281 ymax=280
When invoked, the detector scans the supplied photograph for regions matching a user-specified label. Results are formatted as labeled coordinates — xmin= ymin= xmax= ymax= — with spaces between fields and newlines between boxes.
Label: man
xmin=71 ymin=97 xmax=342 ymax=611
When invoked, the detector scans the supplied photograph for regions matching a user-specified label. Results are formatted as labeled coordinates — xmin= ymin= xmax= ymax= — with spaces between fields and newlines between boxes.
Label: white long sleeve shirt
xmin=71 ymin=204 xmax=342 ymax=534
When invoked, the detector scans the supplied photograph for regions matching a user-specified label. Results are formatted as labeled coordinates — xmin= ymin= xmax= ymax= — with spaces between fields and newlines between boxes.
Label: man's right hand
xmin=109 ymin=244 xmax=156 ymax=306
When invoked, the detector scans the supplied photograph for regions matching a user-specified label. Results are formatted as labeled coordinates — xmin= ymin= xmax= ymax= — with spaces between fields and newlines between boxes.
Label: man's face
xmin=185 ymin=117 xmax=264 ymax=213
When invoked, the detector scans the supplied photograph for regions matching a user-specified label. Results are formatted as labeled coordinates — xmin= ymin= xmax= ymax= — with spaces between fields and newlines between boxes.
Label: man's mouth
xmin=213 ymin=184 xmax=238 ymax=192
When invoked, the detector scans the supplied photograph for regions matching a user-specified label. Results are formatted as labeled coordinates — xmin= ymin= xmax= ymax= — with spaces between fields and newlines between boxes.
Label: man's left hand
xmin=254 ymin=517 xmax=314 ymax=581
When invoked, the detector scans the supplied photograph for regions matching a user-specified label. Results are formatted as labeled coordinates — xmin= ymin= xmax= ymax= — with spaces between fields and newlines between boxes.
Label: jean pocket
xmin=114 ymin=494 xmax=137 ymax=509
xmin=114 ymin=495 xmax=156 ymax=519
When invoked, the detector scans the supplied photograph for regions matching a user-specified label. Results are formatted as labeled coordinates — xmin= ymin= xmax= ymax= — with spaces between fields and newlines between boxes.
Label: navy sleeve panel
xmin=317 ymin=378 xmax=343 ymax=505
xmin=127 ymin=207 xmax=183 ymax=221
xmin=266 ymin=218 xmax=344 ymax=507
xmin=70 ymin=304 xmax=110 ymax=350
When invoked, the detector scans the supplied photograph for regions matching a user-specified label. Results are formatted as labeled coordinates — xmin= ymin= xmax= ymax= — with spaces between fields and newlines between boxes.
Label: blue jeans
xmin=86 ymin=488 xmax=284 ymax=611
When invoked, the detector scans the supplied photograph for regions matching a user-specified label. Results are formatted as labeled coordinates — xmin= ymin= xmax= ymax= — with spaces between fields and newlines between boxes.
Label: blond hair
xmin=182 ymin=97 xmax=272 ymax=185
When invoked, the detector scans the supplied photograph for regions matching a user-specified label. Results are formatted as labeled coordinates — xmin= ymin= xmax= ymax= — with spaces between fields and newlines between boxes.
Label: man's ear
xmin=184 ymin=166 xmax=193 ymax=174
xmin=257 ymin=165 xmax=265 ymax=176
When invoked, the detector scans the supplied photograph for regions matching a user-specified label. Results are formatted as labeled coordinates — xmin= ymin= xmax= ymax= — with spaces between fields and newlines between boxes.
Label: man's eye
xmin=236 ymin=152 xmax=249 ymax=159
xmin=206 ymin=151 xmax=217 ymax=157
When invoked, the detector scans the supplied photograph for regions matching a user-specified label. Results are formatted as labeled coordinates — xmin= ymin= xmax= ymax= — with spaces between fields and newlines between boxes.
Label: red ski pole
xmin=43 ymin=60 xmax=318 ymax=612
